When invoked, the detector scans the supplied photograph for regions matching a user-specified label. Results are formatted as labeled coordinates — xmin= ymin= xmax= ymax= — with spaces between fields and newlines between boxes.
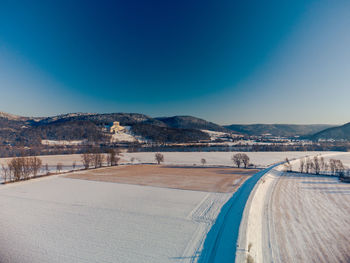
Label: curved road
xmin=197 ymin=162 xmax=282 ymax=263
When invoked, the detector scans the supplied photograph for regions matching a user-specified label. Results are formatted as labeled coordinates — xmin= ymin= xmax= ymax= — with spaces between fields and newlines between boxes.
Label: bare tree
xmin=299 ymin=158 xmax=305 ymax=173
xmin=1 ymin=164 xmax=9 ymax=183
xmin=241 ymin=154 xmax=250 ymax=168
xmin=107 ymin=149 xmax=120 ymax=166
xmin=329 ymin=159 xmax=336 ymax=175
xmin=335 ymin=160 xmax=345 ymax=176
xmin=310 ymin=161 xmax=315 ymax=174
xmin=324 ymin=162 xmax=329 ymax=174
xmin=284 ymin=158 xmax=292 ymax=172
xmin=201 ymin=158 xmax=206 ymax=166
xmin=305 ymin=157 xmax=311 ymax=173
xmin=45 ymin=163 xmax=49 ymax=175
xmin=81 ymin=153 xmax=92 ymax=169
xmin=22 ymin=158 xmax=32 ymax=180
xmin=8 ymin=158 xmax=24 ymax=181
xmin=320 ymin=157 xmax=325 ymax=174
xmin=96 ymin=153 xmax=105 ymax=168
xmin=313 ymin=156 xmax=320 ymax=175
xmin=29 ymin=156 xmax=42 ymax=177
xmin=56 ymin=163 xmax=63 ymax=173
xmin=155 ymin=153 xmax=164 ymax=165
xmin=232 ymin=153 xmax=242 ymax=168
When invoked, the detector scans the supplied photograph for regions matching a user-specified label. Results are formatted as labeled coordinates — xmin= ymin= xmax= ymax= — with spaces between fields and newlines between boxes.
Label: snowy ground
xmin=0 ymin=175 xmax=231 ymax=263
xmin=0 ymin=151 xmax=332 ymax=179
xmin=269 ymin=172 xmax=350 ymax=263
xmin=0 ymin=151 xmax=344 ymax=263
xmin=237 ymin=153 xmax=350 ymax=263
xmin=122 ymin=151 xmax=333 ymax=168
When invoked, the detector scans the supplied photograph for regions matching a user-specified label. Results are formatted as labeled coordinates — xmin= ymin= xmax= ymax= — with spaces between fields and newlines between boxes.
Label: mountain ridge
xmin=0 ymin=111 xmax=340 ymax=144
xmin=224 ymin=124 xmax=335 ymax=137
xmin=309 ymin=122 xmax=350 ymax=141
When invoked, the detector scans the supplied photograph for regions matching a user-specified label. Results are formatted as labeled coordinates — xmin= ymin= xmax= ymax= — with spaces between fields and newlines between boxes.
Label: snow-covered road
xmin=197 ymin=163 xmax=281 ymax=263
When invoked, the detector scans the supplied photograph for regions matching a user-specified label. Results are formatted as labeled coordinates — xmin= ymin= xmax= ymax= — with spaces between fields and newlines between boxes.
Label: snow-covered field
xmin=0 ymin=151 xmax=345 ymax=263
xmin=0 ymin=151 xmax=331 ymax=178
xmin=269 ymin=173 xmax=350 ymax=263
xmin=122 ymin=151 xmax=334 ymax=168
xmin=237 ymin=154 xmax=350 ymax=263
xmin=0 ymin=175 xmax=231 ymax=263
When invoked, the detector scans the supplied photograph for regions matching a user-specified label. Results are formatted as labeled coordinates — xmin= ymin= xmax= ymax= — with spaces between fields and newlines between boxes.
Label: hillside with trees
xmin=224 ymin=124 xmax=334 ymax=137
xmin=156 ymin=116 xmax=228 ymax=132
xmin=131 ymin=124 xmax=210 ymax=143
xmin=309 ymin=122 xmax=350 ymax=141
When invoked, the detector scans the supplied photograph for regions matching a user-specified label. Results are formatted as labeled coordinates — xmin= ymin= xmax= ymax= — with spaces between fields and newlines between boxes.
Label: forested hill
xmin=155 ymin=116 xmax=229 ymax=132
xmin=309 ymin=123 xmax=350 ymax=141
xmin=224 ymin=124 xmax=334 ymax=137
xmin=0 ymin=111 xmax=337 ymax=146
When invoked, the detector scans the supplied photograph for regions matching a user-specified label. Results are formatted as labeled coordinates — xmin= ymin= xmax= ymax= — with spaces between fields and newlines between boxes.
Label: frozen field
xmin=122 ymin=151 xmax=334 ymax=168
xmin=269 ymin=173 xmax=350 ymax=263
xmin=0 ymin=151 xmax=332 ymax=179
xmin=237 ymin=157 xmax=350 ymax=263
xmin=0 ymin=151 xmax=344 ymax=263
xmin=0 ymin=175 xmax=231 ymax=263
xmin=0 ymin=151 xmax=333 ymax=168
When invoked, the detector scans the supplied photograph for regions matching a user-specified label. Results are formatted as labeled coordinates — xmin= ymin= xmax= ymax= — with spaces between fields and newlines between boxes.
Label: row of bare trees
xmin=2 ymin=156 xmax=42 ymax=183
xmin=232 ymin=153 xmax=250 ymax=168
xmin=81 ymin=149 xmax=121 ymax=169
xmin=1 ymin=148 xmax=124 ymax=183
xmin=300 ymin=156 xmax=345 ymax=176
xmin=284 ymin=156 xmax=346 ymax=176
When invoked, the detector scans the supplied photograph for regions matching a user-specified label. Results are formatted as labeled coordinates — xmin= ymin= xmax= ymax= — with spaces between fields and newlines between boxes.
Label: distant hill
xmin=156 ymin=116 xmax=228 ymax=132
xmin=131 ymin=123 xmax=210 ymax=143
xmin=35 ymin=112 xmax=166 ymax=127
xmin=309 ymin=122 xmax=350 ymax=141
xmin=0 ymin=112 xmax=214 ymax=145
xmin=0 ymin=110 xmax=338 ymax=145
xmin=0 ymin=111 xmax=30 ymax=121
xmin=224 ymin=124 xmax=335 ymax=137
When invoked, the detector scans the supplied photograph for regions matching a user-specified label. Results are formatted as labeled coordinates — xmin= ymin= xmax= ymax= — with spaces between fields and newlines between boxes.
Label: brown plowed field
xmin=65 ymin=165 xmax=258 ymax=193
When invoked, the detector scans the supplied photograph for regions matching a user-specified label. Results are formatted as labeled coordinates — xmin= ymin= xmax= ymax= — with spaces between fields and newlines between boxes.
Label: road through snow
xmin=236 ymin=153 xmax=350 ymax=263
xmin=197 ymin=162 xmax=281 ymax=263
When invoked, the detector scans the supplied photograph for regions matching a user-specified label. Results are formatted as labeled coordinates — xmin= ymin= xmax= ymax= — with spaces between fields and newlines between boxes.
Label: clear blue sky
xmin=0 ymin=0 xmax=349 ymax=124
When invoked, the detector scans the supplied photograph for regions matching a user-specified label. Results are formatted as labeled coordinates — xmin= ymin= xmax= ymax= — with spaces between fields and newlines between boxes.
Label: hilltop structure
xmin=110 ymin=121 xmax=125 ymax=133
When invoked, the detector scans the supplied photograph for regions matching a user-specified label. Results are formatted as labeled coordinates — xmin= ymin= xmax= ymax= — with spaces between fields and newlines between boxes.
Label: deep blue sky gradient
xmin=0 ymin=0 xmax=349 ymax=124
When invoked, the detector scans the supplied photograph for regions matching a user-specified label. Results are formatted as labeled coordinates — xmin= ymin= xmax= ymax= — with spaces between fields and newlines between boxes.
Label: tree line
xmin=1 ymin=148 xmax=124 ymax=183
xmin=2 ymin=156 xmax=43 ymax=183
xmin=283 ymin=156 xmax=347 ymax=176
xmin=80 ymin=149 xmax=121 ymax=169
